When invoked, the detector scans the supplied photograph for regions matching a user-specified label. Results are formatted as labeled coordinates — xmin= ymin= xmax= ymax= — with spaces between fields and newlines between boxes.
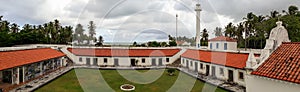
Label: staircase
xmin=60 ymin=47 xmax=77 ymax=62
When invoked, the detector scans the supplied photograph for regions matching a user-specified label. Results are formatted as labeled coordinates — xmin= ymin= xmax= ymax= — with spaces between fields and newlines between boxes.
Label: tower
xmin=195 ymin=3 xmax=201 ymax=48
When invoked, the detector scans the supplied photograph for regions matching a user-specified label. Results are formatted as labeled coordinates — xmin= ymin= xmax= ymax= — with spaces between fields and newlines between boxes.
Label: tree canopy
xmin=223 ymin=5 xmax=300 ymax=49
xmin=0 ymin=17 xmax=73 ymax=47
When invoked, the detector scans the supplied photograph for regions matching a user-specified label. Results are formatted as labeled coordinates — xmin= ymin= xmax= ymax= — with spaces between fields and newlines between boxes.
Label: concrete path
xmin=10 ymin=66 xmax=73 ymax=92
xmin=178 ymin=67 xmax=245 ymax=92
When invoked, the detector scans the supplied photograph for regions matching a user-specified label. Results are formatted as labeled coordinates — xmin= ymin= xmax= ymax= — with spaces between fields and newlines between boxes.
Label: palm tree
xmin=214 ymin=27 xmax=222 ymax=37
xmin=201 ymin=28 xmax=209 ymax=46
xmin=269 ymin=10 xmax=279 ymax=18
xmin=236 ymin=23 xmax=244 ymax=47
xmin=10 ymin=23 xmax=19 ymax=33
xmin=74 ymin=24 xmax=85 ymax=44
xmin=95 ymin=35 xmax=104 ymax=46
xmin=88 ymin=21 xmax=96 ymax=44
xmin=243 ymin=12 xmax=259 ymax=48
xmin=22 ymin=24 xmax=32 ymax=33
xmin=288 ymin=5 xmax=299 ymax=15
xmin=224 ymin=22 xmax=236 ymax=38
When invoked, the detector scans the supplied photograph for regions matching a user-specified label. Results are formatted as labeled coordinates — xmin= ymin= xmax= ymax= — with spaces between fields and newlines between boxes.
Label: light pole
xmin=176 ymin=14 xmax=178 ymax=42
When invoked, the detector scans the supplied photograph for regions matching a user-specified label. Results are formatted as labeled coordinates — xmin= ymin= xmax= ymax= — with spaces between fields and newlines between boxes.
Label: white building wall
xmin=198 ymin=63 xmax=206 ymax=74
xmin=208 ymin=41 xmax=237 ymax=51
xmin=181 ymin=57 xmax=246 ymax=86
xmin=136 ymin=57 xmax=151 ymax=66
xmin=246 ymin=75 xmax=300 ymax=92
xmin=76 ymin=56 xmax=174 ymax=66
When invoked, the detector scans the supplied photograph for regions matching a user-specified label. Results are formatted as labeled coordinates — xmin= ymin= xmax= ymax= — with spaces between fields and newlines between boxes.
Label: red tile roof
xmin=68 ymin=48 xmax=180 ymax=57
xmin=251 ymin=42 xmax=300 ymax=84
xmin=181 ymin=49 xmax=250 ymax=69
xmin=209 ymin=36 xmax=237 ymax=42
xmin=0 ymin=48 xmax=65 ymax=71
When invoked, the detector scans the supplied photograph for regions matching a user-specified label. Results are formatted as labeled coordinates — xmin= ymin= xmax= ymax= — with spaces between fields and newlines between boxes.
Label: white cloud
xmin=0 ymin=0 xmax=299 ymax=42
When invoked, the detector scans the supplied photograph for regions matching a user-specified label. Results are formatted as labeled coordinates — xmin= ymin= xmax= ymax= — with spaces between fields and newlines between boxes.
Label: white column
xmin=16 ymin=67 xmax=19 ymax=84
xmin=40 ymin=62 xmax=43 ymax=75
xmin=11 ymin=69 xmax=13 ymax=84
xmin=60 ymin=57 xmax=63 ymax=67
xmin=52 ymin=59 xmax=55 ymax=69
xmin=195 ymin=4 xmax=202 ymax=49
xmin=22 ymin=66 xmax=25 ymax=82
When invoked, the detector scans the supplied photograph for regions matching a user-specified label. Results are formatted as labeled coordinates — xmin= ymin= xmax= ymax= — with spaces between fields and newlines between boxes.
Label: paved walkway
xmin=178 ymin=67 xmax=245 ymax=92
xmin=9 ymin=66 xmax=245 ymax=92
xmin=10 ymin=67 xmax=73 ymax=92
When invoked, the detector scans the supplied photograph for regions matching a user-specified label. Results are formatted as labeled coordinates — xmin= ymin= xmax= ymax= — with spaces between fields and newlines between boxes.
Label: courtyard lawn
xmin=35 ymin=69 xmax=228 ymax=92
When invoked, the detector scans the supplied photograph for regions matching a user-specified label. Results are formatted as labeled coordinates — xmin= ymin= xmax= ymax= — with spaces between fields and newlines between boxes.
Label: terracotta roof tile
xmin=181 ymin=49 xmax=250 ymax=69
xmin=68 ymin=48 xmax=180 ymax=57
xmin=208 ymin=36 xmax=237 ymax=42
xmin=251 ymin=42 xmax=300 ymax=84
xmin=0 ymin=48 xmax=65 ymax=71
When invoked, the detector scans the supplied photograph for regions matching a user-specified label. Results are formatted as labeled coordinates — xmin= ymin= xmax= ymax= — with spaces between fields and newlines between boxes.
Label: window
xmin=210 ymin=43 xmax=213 ymax=49
xmin=224 ymin=43 xmax=228 ymax=50
xmin=166 ymin=58 xmax=169 ymax=62
xmin=216 ymin=43 xmax=219 ymax=49
xmin=190 ymin=61 xmax=193 ymax=66
xmin=142 ymin=58 xmax=146 ymax=63
xmin=239 ymin=72 xmax=244 ymax=80
xmin=79 ymin=57 xmax=82 ymax=62
xmin=182 ymin=59 xmax=185 ymax=64
xmin=220 ymin=68 xmax=224 ymax=76
xmin=104 ymin=58 xmax=108 ymax=63
xmin=200 ymin=63 xmax=203 ymax=69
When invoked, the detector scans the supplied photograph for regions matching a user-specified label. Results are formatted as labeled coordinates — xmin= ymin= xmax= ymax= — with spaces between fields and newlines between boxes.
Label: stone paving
xmin=9 ymin=65 xmax=245 ymax=92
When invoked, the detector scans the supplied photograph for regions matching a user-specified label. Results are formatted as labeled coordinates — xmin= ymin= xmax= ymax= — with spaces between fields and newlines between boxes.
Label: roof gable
xmin=209 ymin=36 xmax=237 ymax=42
xmin=251 ymin=42 xmax=300 ymax=84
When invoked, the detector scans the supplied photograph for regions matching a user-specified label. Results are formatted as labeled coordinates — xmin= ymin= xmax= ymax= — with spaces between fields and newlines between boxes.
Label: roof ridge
xmin=282 ymin=42 xmax=300 ymax=44
xmin=0 ymin=47 xmax=51 ymax=52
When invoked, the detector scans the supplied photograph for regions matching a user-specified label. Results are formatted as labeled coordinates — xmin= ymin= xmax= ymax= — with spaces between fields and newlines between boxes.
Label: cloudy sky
xmin=1 ymin=0 xmax=299 ymax=42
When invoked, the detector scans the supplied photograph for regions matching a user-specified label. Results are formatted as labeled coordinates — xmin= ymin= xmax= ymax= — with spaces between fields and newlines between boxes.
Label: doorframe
xmin=205 ymin=65 xmax=210 ymax=76
xmin=158 ymin=58 xmax=163 ymax=66
xmin=212 ymin=66 xmax=216 ymax=77
xmin=151 ymin=58 xmax=156 ymax=66
xmin=114 ymin=58 xmax=119 ymax=66
xmin=228 ymin=70 xmax=234 ymax=82
xmin=194 ymin=62 xmax=198 ymax=72
xmin=130 ymin=59 xmax=136 ymax=66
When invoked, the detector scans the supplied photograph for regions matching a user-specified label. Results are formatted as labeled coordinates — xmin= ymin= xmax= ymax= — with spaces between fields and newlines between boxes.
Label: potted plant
xmin=167 ymin=68 xmax=176 ymax=76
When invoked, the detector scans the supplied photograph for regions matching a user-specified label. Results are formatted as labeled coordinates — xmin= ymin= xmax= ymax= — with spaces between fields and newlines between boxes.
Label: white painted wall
xmin=246 ymin=75 xmax=300 ymax=92
xmin=181 ymin=57 xmax=246 ymax=86
xmin=76 ymin=56 xmax=174 ymax=66
xmin=208 ymin=41 xmax=237 ymax=51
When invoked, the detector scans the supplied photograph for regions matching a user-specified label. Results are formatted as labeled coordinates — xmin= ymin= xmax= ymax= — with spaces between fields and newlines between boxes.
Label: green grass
xmin=35 ymin=69 xmax=228 ymax=92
